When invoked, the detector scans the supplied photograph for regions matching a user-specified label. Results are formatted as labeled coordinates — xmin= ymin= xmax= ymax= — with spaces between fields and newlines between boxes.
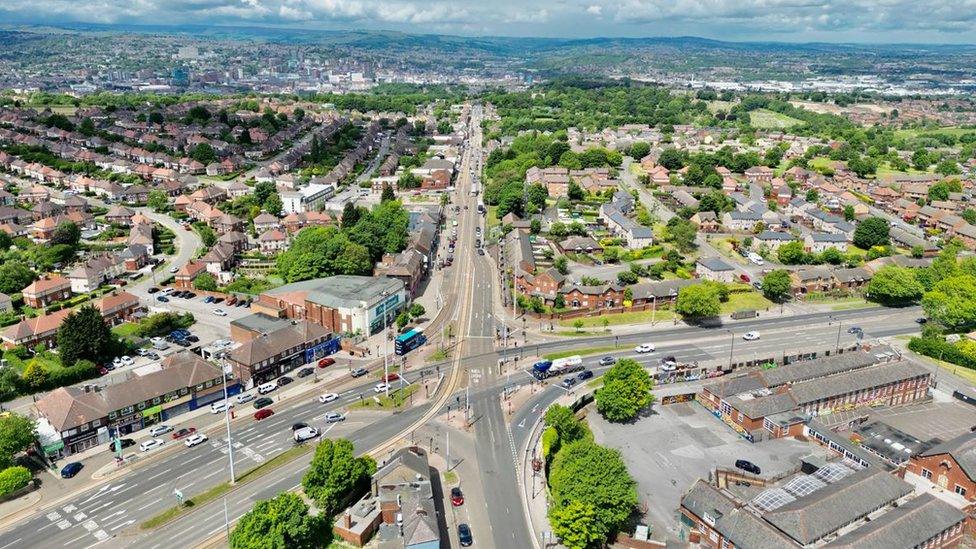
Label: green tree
xmin=595 ymin=359 xmax=653 ymax=422
xmin=666 ymin=218 xmax=697 ymax=253
xmin=147 ymin=190 xmax=169 ymax=211
xmin=335 ymin=243 xmax=372 ymax=275
xmin=0 ymin=466 xmax=31 ymax=497
xmin=928 ymin=181 xmax=952 ymax=202
xmin=341 ymin=202 xmax=361 ymax=229
xmin=263 ymin=193 xmax=283 ymax=217
xmin=761 ymin=269 xmax=793 ymax=301
xmin=20 ymin=360 xmax=47 ymax=391
xmin=196 ymin=224 xmax=217 ymax=247
xmin=820 ymin=247 xmax=844 ymax=265
xmin=549 ymin=440 xmax=637 ymax=538
xmin=567 ymin=180 xmax=585 ymax=201
xmin=549 ymin=501 xmax=607 ymax=549
xmin=0 ymin=262 xmax=35 ymax=295
xmin=254 ymin=181 xmax=276 ymax=204
xmin=380 ymin=184 xmax=396 ymax=203
xmin=554 ymin=255 xmax=569 ymax=275
xmin=0 ymin=231 xmax=11 ymax=251
xmin=50 ymin=221 xmax=80 ymax=247
xmin=853 ymin=217 xmax=890 ymax=249
xmin=675 ymin=284 xmax=721 ymax=318
xmin=777 ymin=240 xmax=807 ymax=265
xmin=628 ymin=142 xmax=650 ymax=160
xmin=193 ymin=272 xmax=218 ymax=291
xmin=922 ymin=275 xmax=976 ymax=328
xmin=189 ymin=143 xmax=217 ymax=165
xmin=409 ymin=303 xmax=426 ymax=318
xmin=843 ymin=204 xmax=856 ymax=221
xmin=0 ymin=414 xmax=36 ymax=469
xmin=396 ymin=311 xmax=410 ymax=329
xmin=301 ymin=438 xmax=376 ymax=516
xmin=805 ymin=189 xmax=819 ymax=202
xmin=530 ymin=218 xmax=542 ymax=234
xmin=866 ymin=266 xmax=924 ymax=305
xmin=543 ymin=404 xmax=588 ymax=449
xmin=56 ymin=305 xmax=115 ymax=366
xmin=230 ymin=492 xmax=329 ymax=549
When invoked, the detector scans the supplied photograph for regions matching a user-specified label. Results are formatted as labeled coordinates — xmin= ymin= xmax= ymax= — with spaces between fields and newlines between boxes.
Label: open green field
xmin=894 ymin=127 xmax=976 ymax=139
xmin=557 ymin=291 xmax=774 ymax=329
xmin=809 ymin=157 xmax=840 ymax=172
xmin=875 ymin=162 xmax=930 ymax=177
xmin=750 ymin=109 xmax=803 ymax=129
xmin=706 ymin=100 xmax=736 ymax=114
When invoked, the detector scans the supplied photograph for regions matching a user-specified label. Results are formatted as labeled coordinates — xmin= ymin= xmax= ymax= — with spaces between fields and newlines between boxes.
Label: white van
xmin=210 ymin=400 xmax=233 ymax=414
xmin=257 ymin=382 xmax=277 ymax=395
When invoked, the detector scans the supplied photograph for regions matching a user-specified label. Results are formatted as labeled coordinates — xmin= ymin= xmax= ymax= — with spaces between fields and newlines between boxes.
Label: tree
xmin=530 ymin=218 xmax=542 ymax=234
xmin=867 ymin=266 xmax=924 ymax=305
xmin=396 ymin=311 xmax=410 ymax=329
xmin=761 ymin=269 xmax=792 ymax=301
xmin=616 ymin=270 xmax=638 ymax=285
xmin=820 ymin=247 xmax=844 ymax=265
xmin=335 ymin=243 xmax=372 ymax=276
xmin=543 ymin=404 xmax=588 ymax=449
xmin=596 ymin=359 xmax=653 ymax=422
xmin=0 ymin=231 xmax=10 ymax=252
xmin=196 ymin=224 xmax=217 ymax=247
xmin=230 ymin=492 xmax=329 ymax=549
xmin=666 ymin=218 xmax=697 ymax=253
xmin=526 ymin=184 xmax=548 ymax=213
xmin=843 ymin=204 xmax=856 ymax=221
xmin=567 ymin=180 xmax=585 ymax=201
xmin=263 ymin=193 xmax=283 ymax=217
xmin=922 ymin=275 xmax=976 ymax=328
xmin=301 ymin=438 xmax=376 ymax=516
xmin=254 ymin=181 xmax=276 ymax=205
xmin=20 ymin=360 xmax=47 ymax=391
xmin=675 ymin=284 xmax=721 ymax=319
xmin=0 ymin=466 xmax=31 ymax=497
xmin=928 ymin=181 xmax=952 ymax=202
xmin=805 ymin=189 xmax=819 ymax=202
xmin=0 ymin=414 xmax=36 ymax=469
xmin=554 ymin=256 xmax=569 ymax=275
xmin=629 ymin=142 xmax=650 ymax=160
xmin=549 ymin=501 xmax=607 ymax=549
xmin=409 ymin=303 xmax=426 ymax=318
xmin=50 ymin=221 xmax=80 ymax=247
xmin=658 ymin=148 xmax=684 ymax=170
xmin=853 ymin=217 xmax=890 ymax=249
xmin=573 ymin=319 xmax=584 ymax=333
xmin=380 ymin=184 xmax=396 ymax=202
xmin=147 ymin=190 xmax=169 ymax=211
xmin=549 ymin=440 xmax=637 ymax=538
xmin=56 ymin=305 xmax=115 ymax=366
xmin=0 ymin=262 xmax=35 ymax=295
xmin=193 ymin=272 xmax=218 ymax=291
xmin=777 ymin=241 xmax=807 ymax=265
xmin=341 ymin=202 xmax=361 ymax=229
xmin=189 ymin=143 xmax=217 ymax=165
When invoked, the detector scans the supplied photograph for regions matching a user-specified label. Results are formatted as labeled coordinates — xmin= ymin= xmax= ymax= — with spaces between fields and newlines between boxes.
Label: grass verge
xmin=544 ymin=346 xmax=620 ymax=361
xmin=140 ymin=444 xmax=312 ymax=530
xmin=351 ymin=384 xmax=419 ymax=409
xmin=442 ymin=470 xmax=458 ymax=485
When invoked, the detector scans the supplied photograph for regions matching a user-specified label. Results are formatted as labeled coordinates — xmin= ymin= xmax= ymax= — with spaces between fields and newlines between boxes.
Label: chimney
xmin=342 ymin=512 xmax=351 ymax=529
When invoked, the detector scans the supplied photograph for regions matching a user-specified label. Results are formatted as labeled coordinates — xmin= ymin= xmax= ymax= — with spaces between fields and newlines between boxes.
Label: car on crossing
xmin=184 ymin=434 xmax=208 ymax=448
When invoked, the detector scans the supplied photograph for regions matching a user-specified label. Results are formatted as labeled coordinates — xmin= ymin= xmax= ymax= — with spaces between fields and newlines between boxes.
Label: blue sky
xmin=3 ymin=0 xmax=976 ymax=43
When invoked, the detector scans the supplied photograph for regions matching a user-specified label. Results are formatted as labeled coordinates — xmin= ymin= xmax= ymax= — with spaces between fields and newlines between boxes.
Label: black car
xmin=107 ymin=438 xmax=135 ymax=452
xmin=253 ymin=397 xmax=274 ymax=409
xmin=351 ymin=368 xmax=368 ymax=378
xmin=156 ymin=296 xmax=170 ymax=303
xmin=599 ymin=356 xmax=616 ymax=366
xmin=291 ymin=422 xmax=308 ymax=431
xmin=212 ymin=297 xmax=224 ymax=304
xmin=458 ymin=524 xmax=473 ymax=547
xmin=915 ymin=317 xmax=928 ymax=324
xmin=60 ymin=462 xmax=83 ymax=479
xmin=185 ymin=292 xmax=197 ymax=299
xmin=277 ymin=376 xmax=294 ymax=387
xmin=847 ymin=326 xmax=862 ymax=334
xmin=577 ymin=370 xmax=594 ymax=381
xmin=175 ymin=339 xmax=191 ymax=347
xmin=735 ymin=459 xmax=761 ymax=475
xmin=477 ymin=248 xmax=485 ymax=255
xmin=296 ymin=367 xmax=314 ymax=378
xmin=147 ymin=287 xmax=159 ymax=294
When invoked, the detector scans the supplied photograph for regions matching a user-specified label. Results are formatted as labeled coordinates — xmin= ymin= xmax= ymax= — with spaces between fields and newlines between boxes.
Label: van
xmin=152 ymin=340 xmax=170 ymax=351
xmin=210 ymin=400 xmax=233 ymax=414
xmin=257 ymin=382 xmax=277 ymax=395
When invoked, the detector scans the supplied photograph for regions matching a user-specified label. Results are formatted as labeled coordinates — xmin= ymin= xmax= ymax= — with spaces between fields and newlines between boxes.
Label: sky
xmin=3 ymin=0 xmax=976 ymax=43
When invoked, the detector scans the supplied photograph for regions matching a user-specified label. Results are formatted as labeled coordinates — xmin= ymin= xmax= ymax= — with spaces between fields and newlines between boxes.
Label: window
xmin=955 ymin=485 xmax=967 ymax=497
xmin=921 ymin=468 xmax=932 ymax=480
xmin=152 ymin=397 xmax=161 ymax=405
xmin=137 ymin=402 xmax=145 ymax=410
xmin=80 ymin=424 xmax=89 ymax=432
xmin=91 ymin=419 xmax=101 ymax=427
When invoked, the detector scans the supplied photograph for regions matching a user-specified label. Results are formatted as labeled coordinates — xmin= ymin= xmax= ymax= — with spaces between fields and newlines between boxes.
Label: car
xmin=735 ymin=459 xmax=761 ymax=475
xmin=149 ymin=425 xmax=172 ymax=437
xmin=477 ymin=248 xmax=485 ymax=255
xmin=374 ymin=383 xmax=390 ymax=393
xmin=136 ymin=348 xmax=149 ymax=357
xmin=598 ymin=356 xmax=616 ymax=366
xmin=103 ymin=362 xmax=115 ymax=371
xmin=324 ymin=411 xmax=345 ymax=423
xmin=185 ymin=335 xmax=199 ymax=343
xmin=383 ymin=373 xmax=400 ymax=382
xmin=212 ymin=297 xmax=224 ymax=304
xmin=60 ymin=462 xmax=84 ymax=479
xmin=458 ymin=523 xmax=473 ymax=547
xmin=171 ymin=427 xmax=197 ymax=440
xmin=146 ymin=352 xmax=160 ymax=360
xmin=291 ymin=422 xmax=309 ymax=431
xmin=147 ymin=287 xmax=159 ymax=294
xmin=752 ymin=281 xmax=763 ymax=291
xmin=236 ymin=392 xmax=255 ymax=404
xmin=253 ymin=397 xmax=274 ymax=409
xmin=151 ymin=336 xmax=164 ymax=344
xmin=293 ymin=426 xmax=319 ymax=442
xmin=253 ymin=409 xmax=274 ymax=420
xmin=203 ymin=296 xmax=214 ymax=304
xmin=659 ymin=362 xmax=677 ymax=372
xmin=226 ymin=297 xmax=237 ymax=306
xmin=169 ymin=266 xmax=180 ymax=273
xmin=561 ymin=377 xmax=578 ymax=388
xmin=185 ymin=292 xmax=197 ymax=299
xmin=210 ymin=400 xmax=233 ymax=414
xmin=98 ymin=366 xmax=109 ymax=375
xmin=319 ymin=393 xmax=340 ymax=404
xmin=318 ymin=357 xmax=336 ymax=368
xmin=450 ymin=487 xmax=464 ymax=506
xmin=739 ymin=273 xmax=751 ymax=283
xmin=156 ymin=295 xmax=170 ymax=302
xmin=296 ymin=367 xmax=314 ymax=378
xmin=236 ymin=300 xmax=248 ymax=307
xmin=184 ymin=434 xmax=208 ymax=448
xmin=140 ymin=439 xmax=164 ymax=452
xmin=634 ymin=343 xmax=655 ymax=353
xmin=277 ymin=376 xmax=294 ymax=387
xmin=742 ymin=332 xmax=760 ymax=341
xmin=915 ymin=317 xmax=928 ymax=324
xmin=577 ymin=370 xmax=594 ymax=381
xmin=212 ymin=309 xmax=227 ymax=316
xmin=847 ymin=326 xmax=862 ymax=334
xmin=351 ymin=368 xmax=368 ymax=378
xmin=107 ymin=438 xmax=135 ymax=452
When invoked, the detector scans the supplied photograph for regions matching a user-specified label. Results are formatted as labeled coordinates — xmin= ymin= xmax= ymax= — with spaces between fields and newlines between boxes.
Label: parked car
xmin=915 ymin=317 xmax=928 ymax=324
xmin=634 ymin=343 xmax=655 ymax=353
xmin=136 ymin=348 xmax=149 ymax=357
xmin=735 ymin=459 xmax=761 ymax=475
xmin=156 ymin=295 xmax=170 ymax=302
xmin=203 ymin=296 xmax=214 ymax=304
xmin=184 ymin=292 xmax=197 ymax=299
xmin=598 ymin=356 xmax=616 ymax=366
xmin=60 ymin=462 xmax=83 ymax=479
xmin=742 ymin=332 xmax=761 ymax=341
xmin=147 ymin=287 xmax=159 ymax=294
xmin=847 ymin=326 xmax=862 ymax=334
xmin=148 ymin=425 xmax=172 ymax=437
xmin=291 ymin=422 xmax=309 ymax=431
xmin=140 ymin=439 xmax=164 ymax=452
xmin=752 ymin=281 xmax=763 ymax=291
xmin=319 ymin=393 xmax=340 ymax=404
xmin=277 ymin=376 xmax=294 ymax=387
xmin=739 ymin=273 xmax=751 ymax=283
xmin=226 ymin=297 xmax=237 ymax=306
xmin=210 ymin=400 xmax=232 ymax=414
xmin=212 ymin=309 xmax=227 ymax=317
xmin=98 ymin=366 xmax=109 ymax=376
xmin=296 ymin=367 xmax=314 ymax=378
xmin=253 ymin=397 xmax=274 ymax=409
xmin=458 ymin=524 xmax=473 ymax=547
xmin=146 ymin=352 xmax=160 ymax=360
xmin=184 ymin=434 xmax=208 ymax=448
xmin=171 ymin=428 xmax=197 ymax=440
xmin=169 ymin=266 xmax=180 ymax=273
xmin=351 ymin=368 xmax=368 ymax=378
xmin=318 ymin=358 xmax=336 ymax=368
xmin=107 ymin=438 xmax=135 ymax=452
xmin=184 ymin=335 xmax=199 ymax=343
xmin=236 ymin=392 xmax=254 ymax=404
xmin=451 ymin=487 xmax=464 ymax=506
xmin=253 ymin=409 xmax=274 ymax=420
xmin=324 ymin=412 xmax=345 ymax=423
xmin=212 ymin=297 xmax=224 ymax=304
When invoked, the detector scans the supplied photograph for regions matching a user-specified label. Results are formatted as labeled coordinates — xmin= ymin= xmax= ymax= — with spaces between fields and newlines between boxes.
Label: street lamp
xmin=220 ymin=359 xmax=236 ymax=484
xmin=727 ymin=330 xmax=735 ymax=371
xmin=381 ymin=291 xmax=391 ymax=398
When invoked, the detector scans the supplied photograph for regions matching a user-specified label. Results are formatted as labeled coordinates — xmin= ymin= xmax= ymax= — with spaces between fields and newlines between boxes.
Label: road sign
xmin=174 ymin=489 xmax=184 ymax=505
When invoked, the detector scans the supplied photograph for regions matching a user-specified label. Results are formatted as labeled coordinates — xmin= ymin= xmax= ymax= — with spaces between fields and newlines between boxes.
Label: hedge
xmin=0 ymin=466 xmax=31 ymax=497
xmin=908 ymin=336 xmax=976 ymax=370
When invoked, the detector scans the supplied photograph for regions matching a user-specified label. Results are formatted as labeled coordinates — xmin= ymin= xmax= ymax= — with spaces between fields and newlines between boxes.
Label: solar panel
xmin=782 ymin=475 xmax=827 ymax=497
xmin=813 ymin=462 xmax=854 ymax=483
xmin=752 ymin=488 xmax=796 ymax=512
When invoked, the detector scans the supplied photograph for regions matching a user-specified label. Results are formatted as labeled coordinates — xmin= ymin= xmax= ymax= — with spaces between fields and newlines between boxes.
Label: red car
xmin=739 ymin=273 xmax=751 ymax=283
xmin=317 ymin=358 xmax=336 ymax=368
xmin=450 ymin=487 xmax=464 ymax=507
xmin=172 ymin=427 xmax=197 ymax=440
xmin=98 ymin=366 xmax=109 ymax=376
xmin=254 ymin=409 xmax=274 ymax=420
xmin=383 ymin=373 xmax=400 ymax=382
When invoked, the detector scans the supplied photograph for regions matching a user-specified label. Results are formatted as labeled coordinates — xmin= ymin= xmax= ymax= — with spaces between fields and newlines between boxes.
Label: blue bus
xmin=395 ymin=329 xmax=427 ymax=356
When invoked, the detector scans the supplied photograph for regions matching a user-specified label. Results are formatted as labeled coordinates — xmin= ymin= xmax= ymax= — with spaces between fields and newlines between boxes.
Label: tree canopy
xmin=866 ymin=266 xmax=924 ymax=305
xmin=230 ymin=492 xmax=329 ymax=549
xmin=0 ymin=414 xmax=36 ymax=470
xmin=301 ymin=438 xmax=376 ymax=516
xmin=853 ymin=217 xmax=890 ymax=249
xmin=922 ymin=274 xmax=976 ymax=328
xmin=675 ymin=283 xmax=721 ymax=318
xmin=595 ymin=359 xmax=654 ymax=422
xmin=761 ymin=269 xmax=792 ymax=301
xmin=56 ymin=305 xmax=117 ymax=366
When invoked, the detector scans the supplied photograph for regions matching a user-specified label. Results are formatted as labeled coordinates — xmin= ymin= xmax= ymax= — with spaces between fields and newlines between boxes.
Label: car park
xmin=253 ymin=409 xmax=274 ymax=420
xmin=294 ymin=426 xmax=319 ymax=442
xmin=172 ymin=428 xmax=197 ymax=439
xmin=742 ymin=331 xmax=760 ymax=341
xmin=296 ymin=367 xmax=314 ymax=378
xmin=318 ymin=393 xmax=339 ymax=403
xmin=60 ymin=462 xmax=83 ymax=478
xmin=184 ymin=434 xmax=208 ymax=447
xmin=318 ymin=358 xmax=336 ymax=368
xmin=107 ymin=438 xmax=135 ymax=452
xmin=351 ymin=368 xmax=368 ymax=378
xmin=634 ymin=343 xmax=655 ymax=353
xmin=149 ymin=425 xmax=172 ymax=437
xmin=253 ymin=397 xmax=273 ymax=409
xmin=450 ymin=487 xmax=464 ymax=506
xmin=735 ymin=459 xmax=761 ymax=475
xmin=140 ymin=439 xmax=164 ymax=452
xmin=599 ymin=356 xmax=616 ymax=366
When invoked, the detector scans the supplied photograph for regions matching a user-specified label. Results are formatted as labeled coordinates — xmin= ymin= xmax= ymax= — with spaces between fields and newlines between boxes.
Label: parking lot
xmin=589 ymin=399 xmax=820 ymax=539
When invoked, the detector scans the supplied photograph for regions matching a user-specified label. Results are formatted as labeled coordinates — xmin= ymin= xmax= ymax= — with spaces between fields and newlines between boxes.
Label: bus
xmin=395 ymin=329 xmax=427 ymax=356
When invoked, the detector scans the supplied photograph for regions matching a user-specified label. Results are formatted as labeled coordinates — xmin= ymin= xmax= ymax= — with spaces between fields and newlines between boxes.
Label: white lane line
xmin=135 ymin=500 xmax=158 ymax=512
xmin=63 ymin=533 xmax=88 ymax=546
xmin=0 ymin=538 xmax=22 ymax=549
xmin=201 ymin=469 xmax=224 ymax=481
xmin=144 ymin=468 xmax=172 ymax=482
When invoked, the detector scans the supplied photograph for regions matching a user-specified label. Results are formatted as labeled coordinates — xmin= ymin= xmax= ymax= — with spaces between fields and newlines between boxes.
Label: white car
xmin=318 ymin=393 xmax=340 ymax=404
xmin=373 ymin=383 xmax=390 ymax=393
xmin=140 ymin=439 xmax=164 ymax=452
xmin=742 ymin=332 xmax=761 ymax=341
xmin=293 ymin=427 xmax=320 ymax=443
xmin=659 ymin=363 xmax=677 ymax=372
xmin=136 ymin=348 xmax=149 ymax=357
xmin=151 ymin=336 xmax=164 ymax=344
xmin=236 ymin=392 xmax=255 ymax=404
xmin=212 ymin=309 xmax=227 ymax=317
xmin=169 ymin=266 xmax=179 ymax=274
xmin=184 ymin=434 xmax=208 ymax=448
xmin=210 ymin=400 xmax=233 ymax=414
xmin=148 ymin=425 xmax=172 ymax=437
xmin=634 ymin=343 xmax=655 ymax=353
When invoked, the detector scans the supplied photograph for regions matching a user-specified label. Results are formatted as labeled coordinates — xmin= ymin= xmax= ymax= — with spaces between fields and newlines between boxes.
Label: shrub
xmin=0 ymin=466 xmax=31 ymax=497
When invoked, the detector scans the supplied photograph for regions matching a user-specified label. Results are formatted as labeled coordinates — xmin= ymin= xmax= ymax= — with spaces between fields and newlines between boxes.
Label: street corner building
xmin=225 ymin=314 xmax=341 ymax=387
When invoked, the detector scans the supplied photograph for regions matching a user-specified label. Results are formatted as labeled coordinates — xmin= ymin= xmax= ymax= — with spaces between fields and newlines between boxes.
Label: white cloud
xmin=586 ymin=5 xmax=602 ymax=15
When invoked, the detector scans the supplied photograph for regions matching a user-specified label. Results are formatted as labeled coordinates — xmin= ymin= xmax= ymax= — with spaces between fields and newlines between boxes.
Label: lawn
xmin=749 ymin=109 xmax=803 ymax=129
xmin=487 ymin=205 xmax=500 ymax=230
xmin=351 ymin=384 xmax=419 ymax=409
xmin=875 ymin=162 xmax=930 ymax=177
xmin=894 ymin=127 xmax=976 ymax=140
xmin=3 ymin=351 xmax=65 ymax=375
xmin=556 ymin=291 xmax=773 ymax=329
xmin=809 ymin=157 xmax=841 ymax=172
xmin=112 ymin=322 xmax=141 ymax=338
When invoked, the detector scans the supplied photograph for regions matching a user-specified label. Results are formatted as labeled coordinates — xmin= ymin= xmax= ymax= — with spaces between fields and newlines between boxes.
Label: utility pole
xmin=220 ymin=360 xmax=236 ymax=484
xmin=382 ymin=291 xmax=390 ymax=398
xmin=728 ymin=330 xmax=735 ymax=371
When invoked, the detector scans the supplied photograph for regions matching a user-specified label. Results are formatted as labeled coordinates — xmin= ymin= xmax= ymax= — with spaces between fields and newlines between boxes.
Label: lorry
xmin=531 ymin=355 xmax=584 ymax=380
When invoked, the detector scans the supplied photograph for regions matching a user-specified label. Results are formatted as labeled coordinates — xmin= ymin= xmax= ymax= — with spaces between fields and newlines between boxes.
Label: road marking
xmin=82 ymin=519 xmax=99 ymax=532
xmin=0 ymin=538 xmax=22 ymax=549
xmin=73 ymin=512 xmax=88 ymax=522
xmin=201 ymin=469 xmax=224 ymax=481
xmin=110 ymin=520 xmax=134 ymax=532
xmin=93 ymin=529 xmax=110 ymax=541
xmin=135 ymin=500 xmax=158 ymax=512
xmin=145 ymin=468 xmax=171 ymax=482
xmin=63 ymin=533 xmax=88 ymax=546
xmin=47 ymin=511 xmax=62 ymax=522
xmin=63 ymin=504 xmax=77 ymax=514
xmin=56 ymin=520 xmax=72 ymax=530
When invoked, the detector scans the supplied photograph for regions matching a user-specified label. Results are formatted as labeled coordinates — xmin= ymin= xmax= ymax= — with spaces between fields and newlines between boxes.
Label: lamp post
xmin=381 ymin=291 xmax=390 ymax=398
xmin=220 ymin=359 xmax=236 ymax=484
xmin=727 ymin=330 xmax=735 ymax=371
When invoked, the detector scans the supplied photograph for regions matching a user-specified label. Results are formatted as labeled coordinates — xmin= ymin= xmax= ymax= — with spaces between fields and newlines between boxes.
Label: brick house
xmin=22 ymin=276 xmax=72 ymax=308
xmin=908 ymin=433 xmax=976 ymax=504
xmin=96 ymin=291 xmax=142 ymax=325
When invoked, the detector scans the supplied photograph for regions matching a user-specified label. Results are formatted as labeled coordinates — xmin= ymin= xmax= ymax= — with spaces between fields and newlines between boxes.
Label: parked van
xmin=152 ymin=340 xmax=170 ymax=351
xmin=210 ymin=400 xmax=233 ymax=414
xmin=257 ymin=382 xmax=277 ymax=395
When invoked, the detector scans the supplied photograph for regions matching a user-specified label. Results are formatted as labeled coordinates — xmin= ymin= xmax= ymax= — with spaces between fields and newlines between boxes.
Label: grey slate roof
xmin=756 ymin=230 xmax=795 ymax=241
xmin=789 ymin=361 xmax=929 ymax=406
xmin=824 ymin=493 xmax=966 ymax=549
xmin=759 ymin=349 xmax=882 ymax=388
xmin=266 ymin=275 xmax=405 ymax=309
xmin=697 ymin=257 xmax=734 ymax=272
xmin=810 ymin=232 xmax=847 ymax=243
xmin=727 ymin=391 xmax=796 ymax=419
xmin=681 ymin=480 xmax=795 ymax=549
xmin=917 ymin=431 xmax=976 ymax=481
